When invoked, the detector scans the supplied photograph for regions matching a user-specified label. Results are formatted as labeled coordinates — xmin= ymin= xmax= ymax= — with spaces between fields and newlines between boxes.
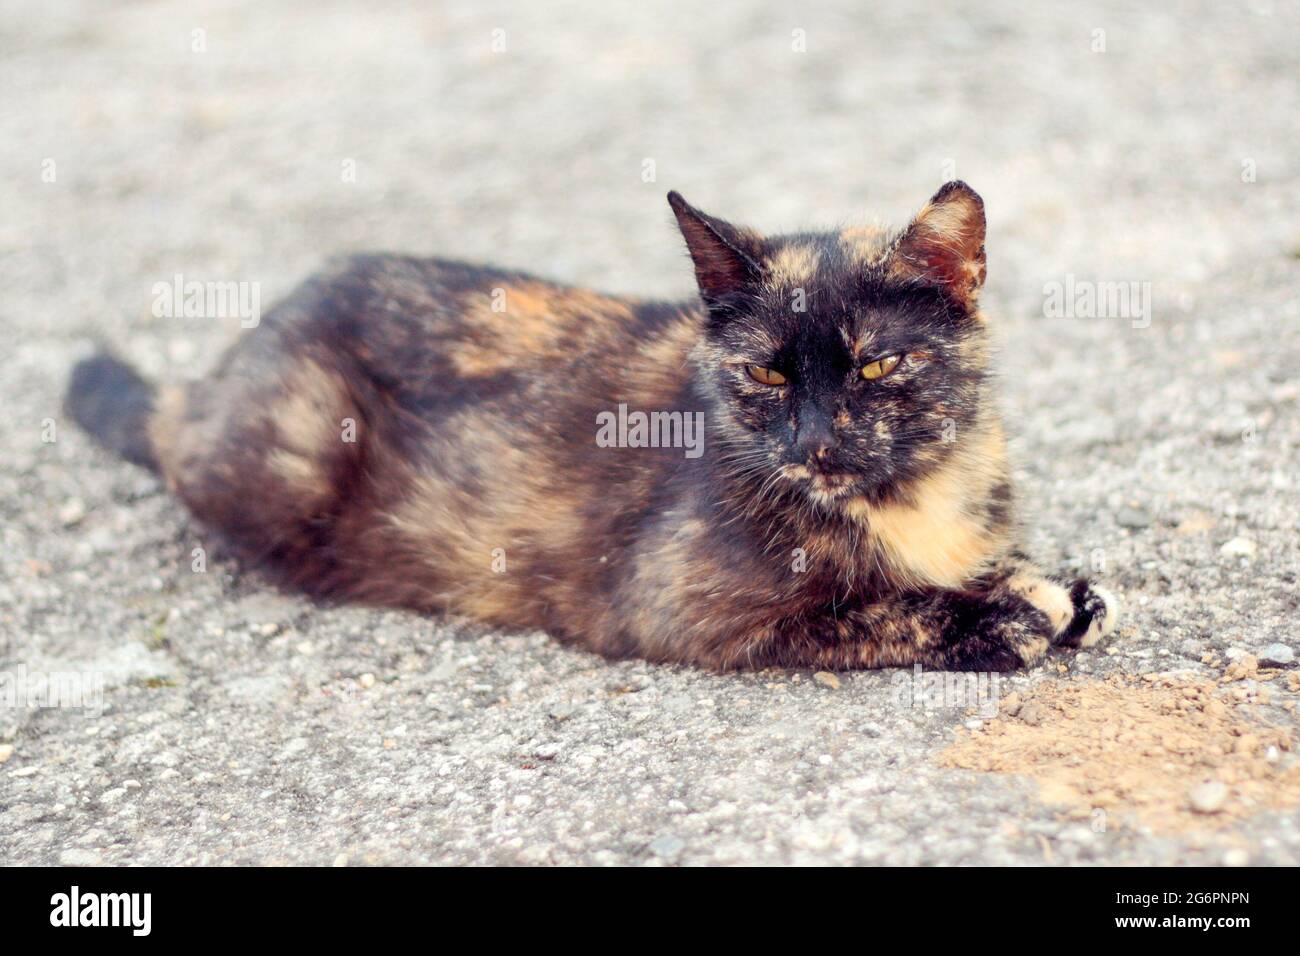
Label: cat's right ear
xmin=667 ymin=192 xmax=765 ymax=307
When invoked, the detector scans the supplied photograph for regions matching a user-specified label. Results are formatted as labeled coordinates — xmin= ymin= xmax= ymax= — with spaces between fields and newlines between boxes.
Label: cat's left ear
xmin=887 ymin=181 xmax=987 ymax=309
xmin=667 ymin=191 xmax=766 ymax=307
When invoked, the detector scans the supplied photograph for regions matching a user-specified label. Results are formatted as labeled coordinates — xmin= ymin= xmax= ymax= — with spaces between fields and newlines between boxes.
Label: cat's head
xmin=671 ymin=182 xmax=992 ymax=508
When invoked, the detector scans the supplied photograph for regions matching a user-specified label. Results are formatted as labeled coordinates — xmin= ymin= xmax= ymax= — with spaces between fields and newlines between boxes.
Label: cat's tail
xmin=65 ymin=351 xmax=160 ymax=471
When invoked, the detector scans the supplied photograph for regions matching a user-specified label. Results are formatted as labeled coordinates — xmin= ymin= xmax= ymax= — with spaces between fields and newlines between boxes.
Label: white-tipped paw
xmin=1058 ymin=581 xmax=1120 ymax=648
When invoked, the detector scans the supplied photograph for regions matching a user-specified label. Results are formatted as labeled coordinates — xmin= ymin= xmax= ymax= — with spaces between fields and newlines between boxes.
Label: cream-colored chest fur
xmin=845 ymin=426 xmax=1008 ymax=590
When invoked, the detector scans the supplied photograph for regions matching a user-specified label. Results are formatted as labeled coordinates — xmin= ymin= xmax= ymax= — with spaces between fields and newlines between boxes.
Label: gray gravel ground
xmin=2 ymin=1 xmax=1298 ymax=865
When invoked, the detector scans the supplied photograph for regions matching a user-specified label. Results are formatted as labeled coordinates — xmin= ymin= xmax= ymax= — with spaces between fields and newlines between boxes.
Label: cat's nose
xmin=793 ymin=407 xmax=838 ymax=460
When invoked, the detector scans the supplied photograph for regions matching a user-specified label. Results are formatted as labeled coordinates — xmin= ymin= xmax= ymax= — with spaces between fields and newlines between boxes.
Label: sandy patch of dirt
xmin=939 ymin=658 xmax=1300 ymax=832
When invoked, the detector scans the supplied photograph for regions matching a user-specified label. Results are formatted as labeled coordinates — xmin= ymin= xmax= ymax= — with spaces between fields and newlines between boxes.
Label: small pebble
xmin=59 ymin=498 xmax=87 ymax=527
xmin=1116 ymin=506 xmax=1151 ymax=529
xmin=813 ymin=671 xmax=841 ymax=690
xmin=358 ymin=672 xmax=376 ymax=689
xmin=1258 ymin=643 xmax=1295 ymax=667
xmin=648 ymin=835 xmax=685 ymax=861
xmin=1188 ymin=781 xmax=1228 ymax=814
xmin=1218 ymin=536 xmax=1256 ymax=559
xmin=0 ymin=744 xmax=13 ymax=764
xmin=59 ymin=849 xmax=102 ymax=866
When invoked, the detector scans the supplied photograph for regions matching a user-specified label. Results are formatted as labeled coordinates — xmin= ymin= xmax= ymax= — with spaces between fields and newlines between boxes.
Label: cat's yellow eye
xmin=861 ymin=354 xmax=902 ymax=381
xmin=747 ymin=365 xmax=787 ymax=386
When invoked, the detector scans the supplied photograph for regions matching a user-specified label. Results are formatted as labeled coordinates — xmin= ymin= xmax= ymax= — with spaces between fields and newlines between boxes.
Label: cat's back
xmin=284 ymin=253 xmax=643 ymax=364
xmin=261 ymin=253 xmax=682 ymax=415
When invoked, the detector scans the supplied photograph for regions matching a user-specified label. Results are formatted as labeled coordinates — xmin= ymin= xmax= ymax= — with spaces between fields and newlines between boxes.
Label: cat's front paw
xmin=941 ymin=594 xmax=1054 ymax=672
xmin=1054 ymin=580 xmax=1120 ymax=648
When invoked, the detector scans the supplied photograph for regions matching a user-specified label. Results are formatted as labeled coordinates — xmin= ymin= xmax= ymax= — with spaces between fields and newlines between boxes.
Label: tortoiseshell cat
xmin=68 ymin=182 xmax=1117 ymax=671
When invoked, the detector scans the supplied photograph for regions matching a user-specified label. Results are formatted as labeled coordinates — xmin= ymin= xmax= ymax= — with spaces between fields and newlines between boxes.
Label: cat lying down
xmin=67 ymin=182 xmax=1117 ymax=671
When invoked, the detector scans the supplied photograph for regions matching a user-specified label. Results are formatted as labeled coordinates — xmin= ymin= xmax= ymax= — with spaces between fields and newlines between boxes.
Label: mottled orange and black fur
xmin=67 ymin=182 xmax=1117 ymax=671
